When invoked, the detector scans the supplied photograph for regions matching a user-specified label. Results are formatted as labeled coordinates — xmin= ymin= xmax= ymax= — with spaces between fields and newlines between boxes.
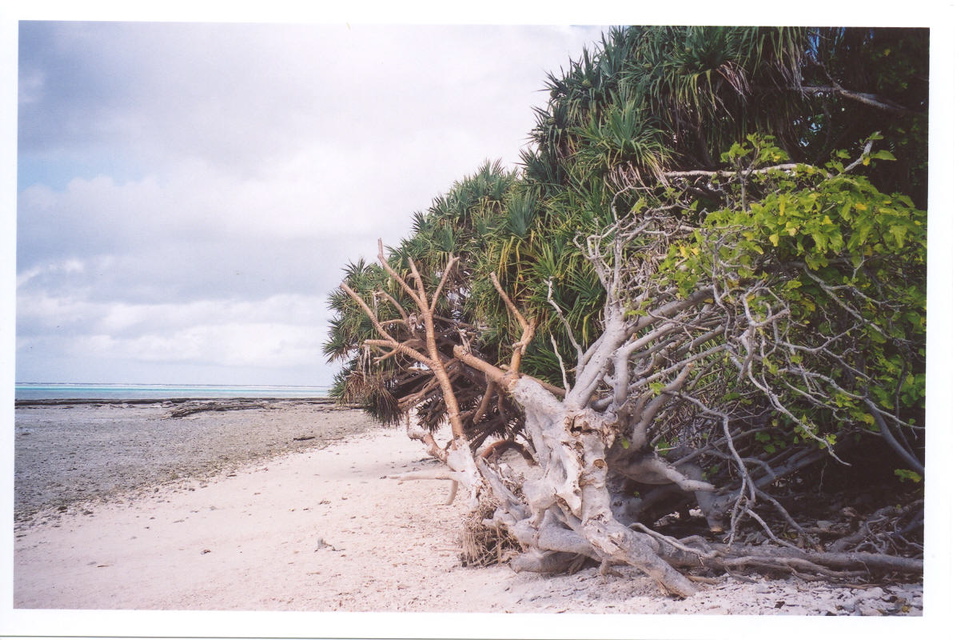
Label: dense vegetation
xmin=324 ymin=26 xmax=927 ymax=595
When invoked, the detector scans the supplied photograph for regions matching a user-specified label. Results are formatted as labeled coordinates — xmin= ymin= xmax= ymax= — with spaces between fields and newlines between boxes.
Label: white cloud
xmin=74 ymin=322 xmax=322 ymax=369
xmin=92 ymin=295 xmax=330 ymax=335
xmin=18 ymin=291 xmax=332 ymax=380
xmin=15 ymin=21 xmax=610 ymax=385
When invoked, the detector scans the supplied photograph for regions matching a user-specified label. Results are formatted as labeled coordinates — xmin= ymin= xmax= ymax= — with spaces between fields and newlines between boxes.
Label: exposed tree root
xmin=339 ymin=234 xmax=923 ymax=599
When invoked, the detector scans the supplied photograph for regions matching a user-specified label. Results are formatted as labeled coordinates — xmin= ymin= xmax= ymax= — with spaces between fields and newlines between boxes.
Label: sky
xmin=4 ymin=2 xmax=954 ymax=392
xmin=11 ymin=17 xmax=611 ymax=387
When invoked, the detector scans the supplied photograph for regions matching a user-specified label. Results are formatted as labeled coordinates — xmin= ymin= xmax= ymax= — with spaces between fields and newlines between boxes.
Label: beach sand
xmin=9 ymin=401 xmax=930 ymax=636
xmin=14 ymin=399 xmax=375 ymax=521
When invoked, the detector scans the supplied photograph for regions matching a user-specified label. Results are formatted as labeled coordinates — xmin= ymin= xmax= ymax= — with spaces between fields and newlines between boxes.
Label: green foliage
xmin=529 ymin=26 xmax=928 ymax=204
xmin=324 ymin=25 xmax=927 ymax=485
xmin=659 ymin=135 xmax=925 ymax=450
xmin=895 ymin=469 xmax=923 ymax=483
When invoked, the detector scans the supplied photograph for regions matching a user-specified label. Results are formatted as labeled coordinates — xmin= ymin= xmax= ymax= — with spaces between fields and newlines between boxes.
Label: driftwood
xmin=166 ymin=401 xmax=267 ymax=419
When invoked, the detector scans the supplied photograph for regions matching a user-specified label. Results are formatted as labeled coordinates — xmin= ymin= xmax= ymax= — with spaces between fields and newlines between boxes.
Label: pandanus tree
xmin=324 ymin=26 xmax=927 ymax=596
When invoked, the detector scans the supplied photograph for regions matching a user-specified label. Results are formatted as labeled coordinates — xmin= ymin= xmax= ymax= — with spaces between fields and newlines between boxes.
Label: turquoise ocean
xmin=15 ymin=382 xmax=331 ymax=401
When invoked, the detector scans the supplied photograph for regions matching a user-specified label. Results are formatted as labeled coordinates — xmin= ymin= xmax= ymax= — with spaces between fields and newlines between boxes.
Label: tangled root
xmin=459 ymin=495 xmax=522 ymax=567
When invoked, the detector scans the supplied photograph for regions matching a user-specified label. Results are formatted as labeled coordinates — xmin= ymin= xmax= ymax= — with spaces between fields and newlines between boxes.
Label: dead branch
xmin=490 ymin=273 xmax=536 ymax=376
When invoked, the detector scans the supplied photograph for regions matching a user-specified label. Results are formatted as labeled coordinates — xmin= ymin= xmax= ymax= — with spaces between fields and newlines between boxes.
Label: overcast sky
xmin=13 ymin=18 xmax=611 ymax=387
xmin=7 ymin=2 xmax=953 ymax=391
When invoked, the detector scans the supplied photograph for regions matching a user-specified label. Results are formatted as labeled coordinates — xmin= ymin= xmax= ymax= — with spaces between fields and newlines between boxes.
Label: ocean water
xmin=15 ymin=382 xmax=331 ymax=401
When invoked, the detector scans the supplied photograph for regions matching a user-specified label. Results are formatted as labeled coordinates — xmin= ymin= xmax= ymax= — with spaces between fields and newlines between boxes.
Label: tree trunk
xmin=493 ymin=375 xmax=701 ymax=597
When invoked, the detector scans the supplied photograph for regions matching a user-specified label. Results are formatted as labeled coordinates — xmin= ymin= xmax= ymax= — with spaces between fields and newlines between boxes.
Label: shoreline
xmin=14 ymin=398 xmax=376 ymax=524
xmin=12 ymin=401 xmax=925 ymax=619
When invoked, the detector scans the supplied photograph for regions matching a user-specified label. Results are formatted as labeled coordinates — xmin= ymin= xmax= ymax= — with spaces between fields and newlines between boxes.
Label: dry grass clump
xmin=459 ymin=494 xmax=522 ymax=567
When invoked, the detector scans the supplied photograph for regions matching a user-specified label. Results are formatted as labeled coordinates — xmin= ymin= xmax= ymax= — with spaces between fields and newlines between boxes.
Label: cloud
xmin=16 ymin=21 xmax=609 ymax=385
xmin=19 ymin=23 xmax=592 ymax=184
xmin=17 ymin=293 xmax=332 ymax=385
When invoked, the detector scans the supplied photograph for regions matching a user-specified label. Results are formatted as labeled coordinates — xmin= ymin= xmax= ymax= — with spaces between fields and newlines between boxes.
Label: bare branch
xmin=490 ymin=272 xmax=536 ymax=375
xmin=630 ymin=363 xmax=694 ymax=451
xmin=801 ymin=85 xmax=911 ymax=113
xmin=370 ymin=239 xmax=467 ymax=440
xmin=546 ymin=278 xmax=584 ymax=366
xmin=430 ymin=255 xmax=460 ymax=312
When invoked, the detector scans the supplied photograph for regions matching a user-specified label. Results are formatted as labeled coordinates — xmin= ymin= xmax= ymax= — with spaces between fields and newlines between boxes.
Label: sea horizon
xmin=15 ymin=382 xmax=332 ymax=401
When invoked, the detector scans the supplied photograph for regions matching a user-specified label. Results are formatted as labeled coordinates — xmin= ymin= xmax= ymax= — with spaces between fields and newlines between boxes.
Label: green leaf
xmin=894 ymin=469 xmax=922 ymax=483
xmin=888 ymin=225 xmax=908 ymax=248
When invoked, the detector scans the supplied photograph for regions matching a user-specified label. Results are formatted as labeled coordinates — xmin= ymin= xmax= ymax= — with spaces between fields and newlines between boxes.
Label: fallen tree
xmin=334 ymin=137 xmax=923 ymax=596
xmin=325 ymin=27 xmax=926 ymax=597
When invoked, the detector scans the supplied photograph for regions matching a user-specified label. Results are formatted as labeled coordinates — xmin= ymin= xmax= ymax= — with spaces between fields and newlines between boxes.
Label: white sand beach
xmin=14 ymin=425 xmax=485 ymax=612
xmin=8 ymin=403 xmax=937 ymax=639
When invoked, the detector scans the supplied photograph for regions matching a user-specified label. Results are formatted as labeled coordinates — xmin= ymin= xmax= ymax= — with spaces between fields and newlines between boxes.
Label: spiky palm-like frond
xmin=323 ymin=25 xmax=928 ymax=456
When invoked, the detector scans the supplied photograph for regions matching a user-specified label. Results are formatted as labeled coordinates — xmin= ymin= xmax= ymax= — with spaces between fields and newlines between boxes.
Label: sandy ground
xmin=14 ymin=426 xmax=484 ymax=612
xmin=14 ymin=399 xmax=376 ymax=520
xmin=7 ymin=405 xmax=937 ymax=638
